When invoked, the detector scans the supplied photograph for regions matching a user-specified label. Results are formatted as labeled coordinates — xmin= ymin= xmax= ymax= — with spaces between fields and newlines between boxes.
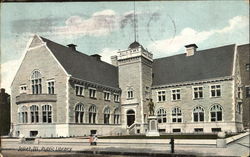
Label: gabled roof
xmin=40 ymin=37 xmax=119 ymax=89
xmin=152 ymin=44 xmax=236 ymax=86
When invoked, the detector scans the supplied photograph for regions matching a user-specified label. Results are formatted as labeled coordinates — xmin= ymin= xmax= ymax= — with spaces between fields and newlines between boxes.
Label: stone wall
xmin=11 ymin=36 xmax=68 ymax=136
xmin=152 ymin=80 xmax=240 ymax=133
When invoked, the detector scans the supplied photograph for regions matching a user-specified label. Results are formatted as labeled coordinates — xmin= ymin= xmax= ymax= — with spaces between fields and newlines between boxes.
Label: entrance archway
xmin=127 ymin=110 xmax=135 ymax=127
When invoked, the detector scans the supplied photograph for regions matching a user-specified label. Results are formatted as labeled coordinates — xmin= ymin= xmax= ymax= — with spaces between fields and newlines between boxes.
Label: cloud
xmin=54 ymin=10 xmax=119 ymax=37
xmin=54 ymin=9 xmax=146 ymax=37
xmin=98 ymin=48 xmax=117 ymax=64
xmin=149 ymin=15 xmax=249 ymax=57
xmin=216 ymin=16 xmax=249 ymax=34
xmin=11 ymin=18 xmax=62 ymax=34
xmin=1 ymin=59 xmax=22 ymax=93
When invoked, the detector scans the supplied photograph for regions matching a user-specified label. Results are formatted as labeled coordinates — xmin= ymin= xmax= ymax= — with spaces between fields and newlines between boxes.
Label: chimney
xmin=185 ymin=44 xmax=198 ymax=56
xmin=91 ymin=54 xmax=102 ymax=61
xmin=67 ymin=44 xmax=77 ymax=51
xmin=111 ymin=55 xmax=118 ymax=66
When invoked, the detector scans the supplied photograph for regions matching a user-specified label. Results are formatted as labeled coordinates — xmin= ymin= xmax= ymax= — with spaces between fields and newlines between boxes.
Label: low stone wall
xmin=1 ymin=132 xmax=248 ymax=150
xmin=226 ymin=132 xmax=249 ymax=144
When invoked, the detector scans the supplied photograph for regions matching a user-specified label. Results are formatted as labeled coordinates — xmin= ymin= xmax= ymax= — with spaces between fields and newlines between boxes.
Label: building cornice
xmin=70 ymin=76 xmax=121 ymax=93
xmin=151 ymin=76 xmax=233 ymax=89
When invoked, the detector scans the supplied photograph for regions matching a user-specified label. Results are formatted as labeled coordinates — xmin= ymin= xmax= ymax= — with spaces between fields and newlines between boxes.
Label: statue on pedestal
xmin=146 ymin=99 xmax=159 ymax=136
xmin=148 ymin=99 xmax=155 ymax=116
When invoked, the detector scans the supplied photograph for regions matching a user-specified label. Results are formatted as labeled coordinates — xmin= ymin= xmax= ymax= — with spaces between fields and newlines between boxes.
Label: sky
xmin=0 ymin=1 xmax=249 ymax=93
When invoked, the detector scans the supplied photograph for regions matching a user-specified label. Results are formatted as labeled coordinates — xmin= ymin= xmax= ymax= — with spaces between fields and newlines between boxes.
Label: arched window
xmin=89 ymin=105 xmax=97 ymax=124
xmin=193 ymin=106 xmax=204 ymax=122
xmin=114 ymin=108 xmax=120 ymax=124
xmin=42 ymin=105 xmax=52 ymax=123
xmin=172 ymin=107 xmax=182 ymax=123
xmin=31 ymin=70 xmax=42 ymax=94
xmin=104 ymin=107 xmax=111 ymax=124
xmin=210 ymin=104 xmax=223 ymax=121
xmin=75 ymin=103 xmax=84 ymax=123
xmin=30 ymin=105 xmax=39 ymax=123
xmin=18 ymin=106 xmax=28 ymax=123
xmin=157 ymin=108 xmax=167 ymax=123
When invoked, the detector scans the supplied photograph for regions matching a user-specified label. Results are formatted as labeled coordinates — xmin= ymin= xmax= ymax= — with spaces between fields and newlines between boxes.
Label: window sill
xmin=193 ymin=98 xmax=204 ymax=100
xmin=127 ymin=98 xmax=134 ymax=100
xmin=114 ymin=101 xmax=120 ymax=103
xmin=90 ymin=97 xmax=97 ymax=100
xmin=171 ymin=99 xmax=181 ymax=102
xmin=104 ymin=99 xmax=111 ymax=102
xmin=76 ymin=95 xmax=84 ymax=97
xmin=210 ymin=96 xmax=221 ymax=99
xmin=158 ymin=100 xmax=166 ymax=103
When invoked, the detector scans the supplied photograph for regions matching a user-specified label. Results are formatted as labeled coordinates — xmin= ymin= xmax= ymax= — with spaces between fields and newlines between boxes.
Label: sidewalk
xmin=1 ymin=135 xmax=249 ymax=157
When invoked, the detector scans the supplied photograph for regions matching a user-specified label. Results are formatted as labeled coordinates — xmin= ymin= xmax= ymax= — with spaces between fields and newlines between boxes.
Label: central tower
xmin=111 ymin=41 xmax=153 ymax=134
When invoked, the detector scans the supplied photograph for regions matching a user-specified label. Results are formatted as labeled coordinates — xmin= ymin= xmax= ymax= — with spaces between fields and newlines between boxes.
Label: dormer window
xmin=31 ymin=70 xmax=42 ymax=94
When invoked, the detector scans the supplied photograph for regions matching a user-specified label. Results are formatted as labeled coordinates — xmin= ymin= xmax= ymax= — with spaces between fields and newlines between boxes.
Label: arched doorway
xmin=127 ymin=110 xmax=135 ymax=127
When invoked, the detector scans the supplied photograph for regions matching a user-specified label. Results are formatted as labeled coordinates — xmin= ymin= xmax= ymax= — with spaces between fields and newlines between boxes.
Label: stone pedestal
xmin=216 ymin=132 xmax=226 ymax=148
xmin=216 ymin=139 xmax=226 ymax=148
xmin=146 ymin=116 xmax=160 ymax=136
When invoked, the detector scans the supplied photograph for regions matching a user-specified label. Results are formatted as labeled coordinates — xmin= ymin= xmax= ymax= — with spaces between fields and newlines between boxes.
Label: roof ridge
xmin=40 ymin=36 xmax=117 ymax=68
xmin=154 ymin=43 xmax=236 ymax=61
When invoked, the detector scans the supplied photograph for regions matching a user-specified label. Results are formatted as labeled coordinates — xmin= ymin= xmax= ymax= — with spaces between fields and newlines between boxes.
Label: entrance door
xmin=127 ymin=110 xmax=135 ymax=127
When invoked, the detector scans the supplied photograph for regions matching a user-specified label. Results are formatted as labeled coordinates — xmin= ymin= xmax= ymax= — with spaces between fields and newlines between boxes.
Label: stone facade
xmin=11 ymin=35 xmax=122 ymax=137
xmin=238 ymin=44 xmax=250 ymax=129
xmin=117 ymin=44 xmax=153 ymax=134
xmin=152 ymin=79 xmax=241 ymax=133
xmin=10 ymin=35 xmax=246 ymax=137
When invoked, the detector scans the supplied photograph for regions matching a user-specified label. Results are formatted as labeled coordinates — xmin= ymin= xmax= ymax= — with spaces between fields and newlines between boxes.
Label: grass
xmin=99 ymin=134 xmax=237 ymax=139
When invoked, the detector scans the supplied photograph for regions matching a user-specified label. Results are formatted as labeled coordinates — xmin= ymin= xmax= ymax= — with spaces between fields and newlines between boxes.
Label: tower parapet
xmin=117 ymin=41 xmax=153 ymax=62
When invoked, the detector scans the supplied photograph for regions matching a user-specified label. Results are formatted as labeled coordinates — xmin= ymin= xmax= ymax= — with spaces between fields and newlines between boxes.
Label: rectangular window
xmin=20 ymin=85 xmax=27 ymax=94
xmin=32 ymin=79 xmax=42 ymax=94
xmin=114 ymin=94 xmax=120 ymax=102
xmin=246 ymin=64 xmax=250 ymax=71
xmin=173 ymin=128 xmax=181 ymax=133
xmin=193 ymin=87 xmax=203 ymax=99
xmin=246 ymin=86 xmax=250 ymax=98
xmin=237 ymin=87 xmax=242 ymax=99
xmin=237 ymin=102 xmax=242 ymax=114
xmin=194 ymin=113 xmax=199 ymax=122
xmin=212 ymin=128 xmax=221 ymax=132
xmin=127 ymin=90 xmax=134 ymax=99
xmin=172 ymin=89 xmax=181 ymax=101
xmin=158 ymin=129 xmax=166 ymax=133
xmin=211 ymin=112 xmax=216 ymax=121
xmin=157 ymin=91 xmax=166 ymax=102
xmin=194 ymin=128 xmax=203 ymax=132
xmin=89 ymin=88 xmax=96 ymax=98
xmin=104 ymin=91 xmax=111 ymax=101
xmin=47 ymin=81 xmax=55 ymax=94
xmin=211 ymin=85 xmax=221 ymax=97
xmin=75 ymin=85 xmax=84 ymax=96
